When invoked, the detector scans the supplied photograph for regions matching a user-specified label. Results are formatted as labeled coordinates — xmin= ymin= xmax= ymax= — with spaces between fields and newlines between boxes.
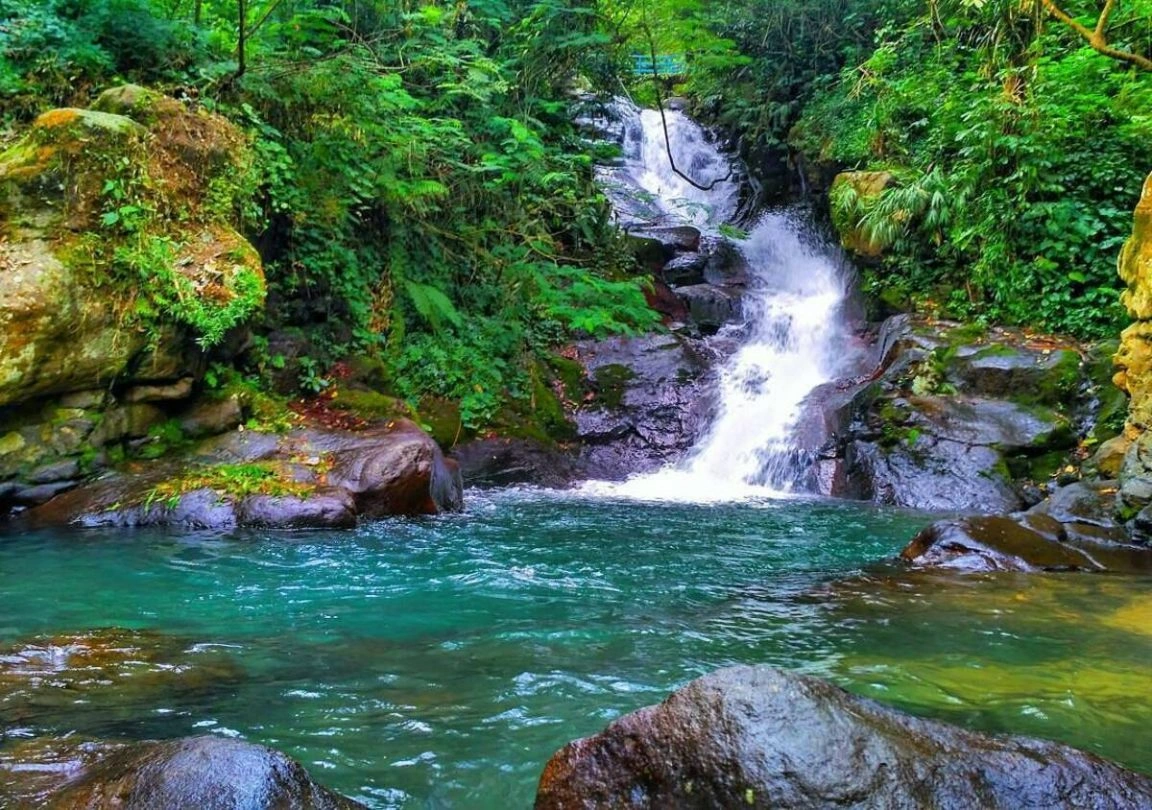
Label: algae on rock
xmin=1114 ymin=172 xmax=1152 ymax=508
xmin=0 ymin=87 xmax=267 ymax=514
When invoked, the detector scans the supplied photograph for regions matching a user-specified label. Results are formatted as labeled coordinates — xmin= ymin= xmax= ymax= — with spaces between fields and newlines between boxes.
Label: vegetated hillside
xmin=648 ymin=0 xmax=1152 ymax=339
xmin=2 ymin=0 xmax=1149 ymax=434
xmin=1 ymin=0 xmax=656 ymax=432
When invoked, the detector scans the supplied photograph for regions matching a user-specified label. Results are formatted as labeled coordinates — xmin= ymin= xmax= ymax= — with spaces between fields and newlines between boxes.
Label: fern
xmin=403 ymin=280 xmax=463 ymax=333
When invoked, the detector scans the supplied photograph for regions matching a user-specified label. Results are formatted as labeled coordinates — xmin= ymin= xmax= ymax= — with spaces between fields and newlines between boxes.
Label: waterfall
xmin=586 ymin=101 xmax=858 ymax=502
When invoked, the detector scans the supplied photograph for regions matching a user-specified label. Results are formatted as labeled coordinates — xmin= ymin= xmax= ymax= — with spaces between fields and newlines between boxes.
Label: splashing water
xmin=587 ymin=103 xmax=857 ymax=502
xmin=596 ymin=102 xmax=739 ymax=228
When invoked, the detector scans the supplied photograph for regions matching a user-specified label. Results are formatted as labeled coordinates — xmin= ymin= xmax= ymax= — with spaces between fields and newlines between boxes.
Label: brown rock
xmin=536 ymin=666 xmax=1152 ymax=809
xmin=900 ymin=516 xmax=1101 ymax=572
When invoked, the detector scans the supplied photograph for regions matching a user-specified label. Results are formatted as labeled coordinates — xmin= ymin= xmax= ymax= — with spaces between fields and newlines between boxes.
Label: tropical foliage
xmin=0 ymin=0 xmax=657 ymax=427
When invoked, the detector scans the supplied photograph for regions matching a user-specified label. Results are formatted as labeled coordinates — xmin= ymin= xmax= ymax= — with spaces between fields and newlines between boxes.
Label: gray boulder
xmin=536 ymin=666 xmax=1152 ymax=809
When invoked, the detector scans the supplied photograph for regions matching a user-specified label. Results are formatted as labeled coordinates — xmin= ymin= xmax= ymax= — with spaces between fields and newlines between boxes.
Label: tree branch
xmin=640 ymin=22 xmax=733 ymax=192
xmin=1040 ymin=0 xmax=1152 ymax=70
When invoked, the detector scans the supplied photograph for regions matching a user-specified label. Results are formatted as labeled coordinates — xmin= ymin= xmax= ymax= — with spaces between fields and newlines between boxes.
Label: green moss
xmin=945 ymin=322 xmax=989 ymax=344
xmin=136 ymin=418 xmax=190 ymax=460
xmin=875 ymin=399 xmax=915 ymax=447
xmin=970 ymin=344 xmax=1017 ymax=359
xmin=90 ymin=85 xmax=166 ymax=122
xmin=593 ymin=363 xmax=636 ymax=409
xmin=144 ymin=461 xmax=310 ymax=506
xmin=418 ymin=396 xmax=468 ymax=447
xmin=0 ymin=431 xmax=25 ymax=456
xmin=211 ymin=372 xmax=294 ymax=432
xmin=547 ymin=355 xmax=587 ymax=402
xmin=1005 ymin=449 xmax=1068 ymax=482
xmin=329 ymin=389 xmax=414 ymax=422
xmin=984 ymin=457 xmax=1014 ymax=484
xmin=486 ymin=371 xmax=577 ymax=445
xmin=1091 ymin=387 xmax=1129 ymax=443
xmin=342 ymin=356 xmax=393 ymax=391
xmin=1036 ymin=350 xmax=1083 ymax=403
xmin=1085 ymin=339 xmax=1120 ymax=387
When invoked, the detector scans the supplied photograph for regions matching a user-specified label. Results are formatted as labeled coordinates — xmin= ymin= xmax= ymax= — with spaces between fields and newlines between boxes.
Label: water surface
xmin=2 ymin=490 xmax=1151 ymax=807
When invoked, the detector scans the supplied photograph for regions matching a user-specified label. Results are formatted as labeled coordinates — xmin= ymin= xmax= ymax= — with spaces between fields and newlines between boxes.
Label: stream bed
xmin=2 ymin=489 xmax=1152 ymax=807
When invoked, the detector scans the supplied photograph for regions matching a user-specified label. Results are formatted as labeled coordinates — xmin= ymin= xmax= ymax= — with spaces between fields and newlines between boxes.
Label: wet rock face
xmin=44 ymin=736 xmax=365 ymax=810
xmin=535 ymin=665 xmax=1152 ymax=810
xmin=570 ymin=335 xmax=717 ymax=480
xmin=899 ymin=481 xmax=1152 ymax=573
xmin=21 ymin=419 xmax=462 ymax=530
xmin=452 ymin=437 xmax=582 ymax=489
xmin=807 ymin=316 xmax=1113 ymax=513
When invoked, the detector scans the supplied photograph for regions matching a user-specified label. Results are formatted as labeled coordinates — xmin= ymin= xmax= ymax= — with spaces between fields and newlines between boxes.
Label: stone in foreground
xmin=44 ymin=736 xmax=364 ymax=809
xmin=535 ymin=666 xmax=1152 ymax=809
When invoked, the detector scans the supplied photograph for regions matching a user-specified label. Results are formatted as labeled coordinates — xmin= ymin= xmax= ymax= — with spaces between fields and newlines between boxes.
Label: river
xmin=3 ymin=491 xmax=1151 ymax=807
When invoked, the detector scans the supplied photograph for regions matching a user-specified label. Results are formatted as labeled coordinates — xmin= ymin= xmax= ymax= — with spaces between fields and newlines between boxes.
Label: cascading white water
xmin=596 ymin=103 xmax=739 ymax=228
xmin=588 ymin=101 xmax=858 ymax=502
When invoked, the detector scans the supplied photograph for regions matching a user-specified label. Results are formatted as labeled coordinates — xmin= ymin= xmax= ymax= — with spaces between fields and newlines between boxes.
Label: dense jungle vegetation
xmin=1 ymin=0 xmax=1150 ymax=427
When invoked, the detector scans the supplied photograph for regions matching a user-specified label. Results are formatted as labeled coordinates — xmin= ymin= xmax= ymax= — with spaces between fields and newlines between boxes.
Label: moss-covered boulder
xmin=805 ymin=317 xmax=1104 ymax=511
xmin=1116 ymin=172 xmax=1152 ymax=508
xmin=0 ymin=88 xmax=264 ymax=410
xmin=22 ymin=419 xmax=463 ymax=529
xmin=0 ymin=87 xmax=267 ymax=513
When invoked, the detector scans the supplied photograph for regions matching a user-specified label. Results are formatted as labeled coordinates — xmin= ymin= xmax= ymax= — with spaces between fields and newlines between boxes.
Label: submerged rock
xmin=900 ymin=486 xmax=1152 ymax=574
xmin=535 ymin=665 xmax=1152 ymax=809
xmin=0 ymin=628 xmax=244 ymax=732
xmin=43 ymin=736 xmax=364 ymax=809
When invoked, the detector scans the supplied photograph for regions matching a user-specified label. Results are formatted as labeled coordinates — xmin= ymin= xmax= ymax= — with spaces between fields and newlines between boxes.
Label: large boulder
xmin=22 ymin=419 xmax=462 ymax=529
xmin=570 ymin=335 xmax=717 ymax=480
xmin=0 ymin=87 xmax=266 ymax=512
xmin=451 ymin=437 xmax=582 ymax=489
xmin=44 ymin=736 xmax=363 ymax=809
xmin=806 ymin=316 xmax=1106 ymax=512
xmin=536 ymin=666 xmax=1152 ymax=809
xmin=0 ymin=93 xmax=263 ymax=407
xmin=1115 ymin=172 xmax=1152 ymax=508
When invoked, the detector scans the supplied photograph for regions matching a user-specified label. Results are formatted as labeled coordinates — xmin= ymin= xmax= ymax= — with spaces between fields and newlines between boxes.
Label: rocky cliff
xmin=1114 ymin=172 xmax=1152 ymax=513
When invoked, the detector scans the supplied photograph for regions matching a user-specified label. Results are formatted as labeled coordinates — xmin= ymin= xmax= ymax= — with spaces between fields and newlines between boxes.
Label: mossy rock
xmin=91 ymin=84 xmax=169 ymax=121
xmin=329 ymin=389 xmax=415 ymax=423
xmin=592 ymin=363 xmax=636 ymax=409
xmin=1004 ymin=449 xmax=1069 ymax=483
xmin=546 ymin=355 xmax=588 ymax=403
xmin=1 ymin=108 xmax=149 ymax=232
xmin=488 ymin=372 xmax=577 ymax=445
xmin=418 ymin=397 xmax=468 ymax=447
xmin=0 ymin=88 xmax=265 ymax=409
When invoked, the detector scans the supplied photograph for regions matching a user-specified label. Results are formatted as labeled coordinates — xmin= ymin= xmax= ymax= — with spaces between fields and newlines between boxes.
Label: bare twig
xmin=640 ymin=22 xmax=733 ymax=192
